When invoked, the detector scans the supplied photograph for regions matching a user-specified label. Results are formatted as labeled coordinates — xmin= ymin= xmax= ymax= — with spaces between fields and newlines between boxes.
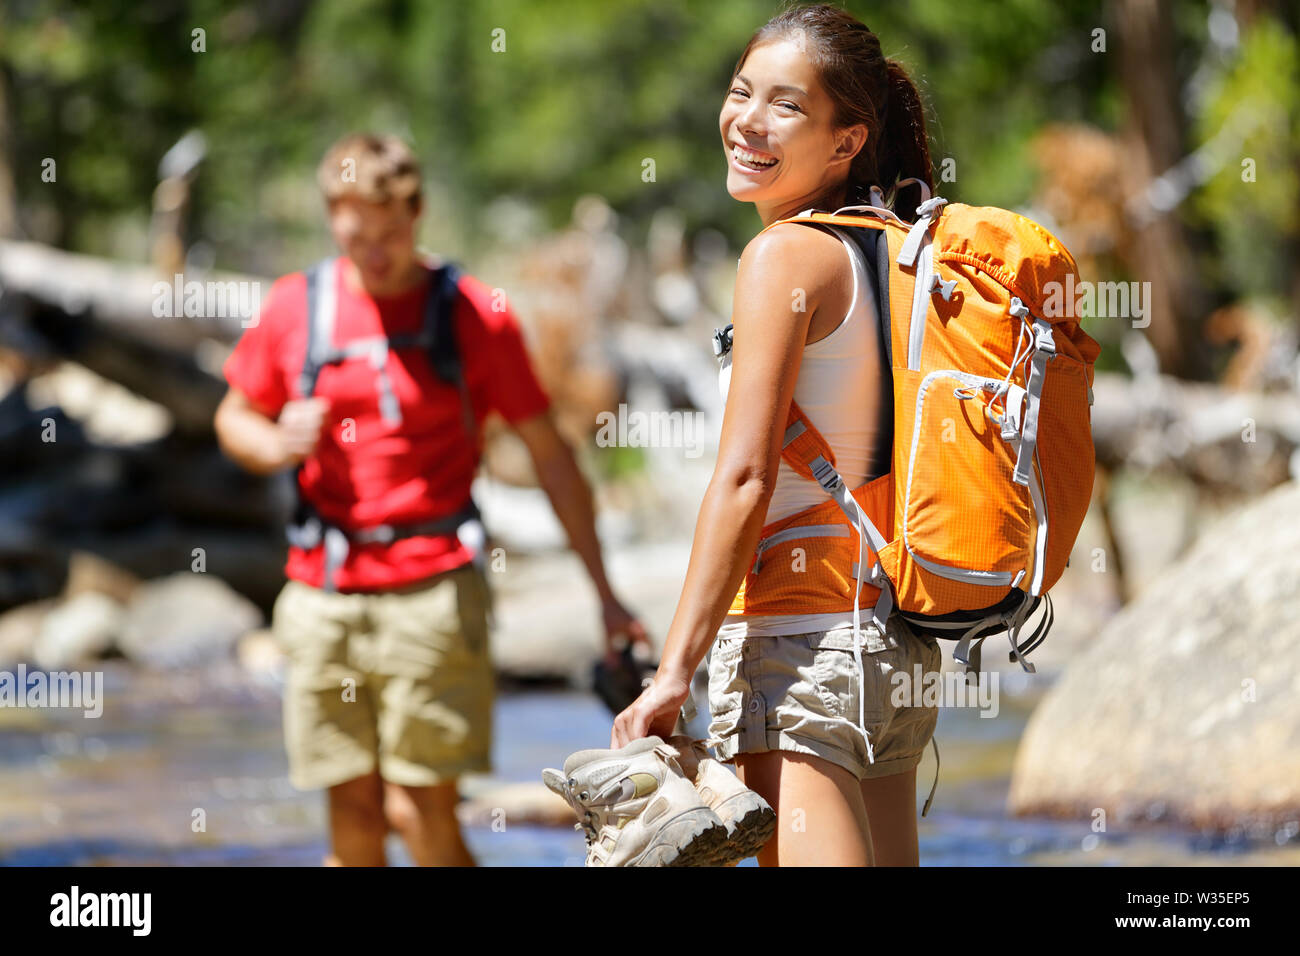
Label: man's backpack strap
xmin=285 ymin=258 xmax=485 ymax=591
xmin=427 ymin=262 xmax=462 ymax=382
xmin=297 ymin=258 xmax=476 ymax=446
xmin=298 ymin=256 xmax=339 ymax=399
xmin=424 ymin=262 xmax=479 ymax=452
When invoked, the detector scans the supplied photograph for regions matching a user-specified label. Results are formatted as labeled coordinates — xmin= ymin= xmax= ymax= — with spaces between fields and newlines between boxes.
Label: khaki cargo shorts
xmin=271 ymin=564 xmax=494 ymax=791
xmin=707 ymin=614 xmax=941 ymax=780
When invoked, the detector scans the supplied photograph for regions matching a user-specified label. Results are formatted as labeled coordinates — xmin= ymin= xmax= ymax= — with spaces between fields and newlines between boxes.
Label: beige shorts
xmin=707 ymin=614 xmax=941 ymax=780
xmin=271 ymin=564 xmax=494 ymax=791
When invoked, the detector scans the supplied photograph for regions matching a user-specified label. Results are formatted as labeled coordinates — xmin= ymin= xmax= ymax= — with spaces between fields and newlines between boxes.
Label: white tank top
xmin=717 ymin=225 xmax=889 ymax=638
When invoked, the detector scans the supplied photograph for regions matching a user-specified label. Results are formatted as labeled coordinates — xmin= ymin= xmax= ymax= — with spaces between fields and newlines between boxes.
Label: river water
xmin=1 ymin=660 xmax=1296 ymax=866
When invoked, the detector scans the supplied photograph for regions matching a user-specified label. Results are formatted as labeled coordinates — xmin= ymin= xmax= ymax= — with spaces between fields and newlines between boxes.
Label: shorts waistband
xmin=716 ymin=621 xmax=899 ymax=653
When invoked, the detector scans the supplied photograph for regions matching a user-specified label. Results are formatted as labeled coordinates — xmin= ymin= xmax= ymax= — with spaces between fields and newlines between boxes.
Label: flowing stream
xmin=1 ymin=660 xmax=1296 ymax=866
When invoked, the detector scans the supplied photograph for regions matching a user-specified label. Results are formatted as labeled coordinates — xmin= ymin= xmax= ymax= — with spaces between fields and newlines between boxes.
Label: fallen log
xmin=1090 ymin=369 xmax=1300 ymax=495
xmin=0 ymin=238 xmax=254 ymax=348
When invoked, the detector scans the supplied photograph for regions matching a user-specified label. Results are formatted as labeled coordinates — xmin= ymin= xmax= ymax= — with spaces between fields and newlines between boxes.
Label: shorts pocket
xmin=272 ymin=581 xmax=349 ymax=666
xmin=806 ymin=640 xmax=851 ymax=721
xmin=707 ymin=639 xmax=746 ymax=726
xmin=808 ymin=636 xmax=889 ymax=725
xmin=456 ymin=566 xmax=491 ymax=659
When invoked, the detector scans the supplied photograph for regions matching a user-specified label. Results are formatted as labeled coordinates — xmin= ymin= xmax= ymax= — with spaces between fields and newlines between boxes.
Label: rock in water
xmin=118 ymin=573 xmax=263 ymax=669
xmin=1009 ymin=480 xmax=1300 ymax=831
xmin=33 ymin=593 xmax=124 ymax=669
xmin=0 ymin=599 xmax=56 ymax=668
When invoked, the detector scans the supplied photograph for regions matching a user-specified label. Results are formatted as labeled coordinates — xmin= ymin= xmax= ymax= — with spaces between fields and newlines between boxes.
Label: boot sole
xmin=713 ymin=797 xmax=777 ymax=865
xmin=628 ymin=808 xmax=729 ymax=867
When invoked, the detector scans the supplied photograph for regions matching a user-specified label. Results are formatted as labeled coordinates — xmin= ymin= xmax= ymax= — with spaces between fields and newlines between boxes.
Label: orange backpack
xmin=719 ymin=184 xmax=1100 ymax=674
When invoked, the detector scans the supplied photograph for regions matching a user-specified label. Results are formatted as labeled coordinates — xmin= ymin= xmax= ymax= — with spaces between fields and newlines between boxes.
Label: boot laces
xmin=573 ymin=810 xmax=599 ymax=844
xmin=561 ymin=780 xmax=604 ymax=845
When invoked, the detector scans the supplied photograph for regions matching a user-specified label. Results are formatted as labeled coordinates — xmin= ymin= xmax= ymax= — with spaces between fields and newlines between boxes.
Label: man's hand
xmin=215 ymin=388 xmax=325 ymax=475
xmin=611 ymin=666 xmax=691 ymax=748
xmin=601 ymin=594 xmax=651 ymax=661
xmin=276 ymin=397 xmax=330 ymax=464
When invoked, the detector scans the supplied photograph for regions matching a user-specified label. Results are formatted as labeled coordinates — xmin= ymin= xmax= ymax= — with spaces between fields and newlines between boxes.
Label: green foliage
xmin=2 ymin=0 xmax=1295 ymax=328
xmin=1192 ymin=14 xmax=1300 ymax=307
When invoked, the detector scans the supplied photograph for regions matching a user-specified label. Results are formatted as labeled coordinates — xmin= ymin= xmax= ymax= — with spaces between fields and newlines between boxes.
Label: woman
xmin=612 ymin=4 xmax=942 ymax=866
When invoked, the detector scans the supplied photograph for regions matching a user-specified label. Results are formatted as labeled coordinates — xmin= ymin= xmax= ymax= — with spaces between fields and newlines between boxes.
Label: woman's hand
xmin=610 ymin=666 xmax=692 ymax=748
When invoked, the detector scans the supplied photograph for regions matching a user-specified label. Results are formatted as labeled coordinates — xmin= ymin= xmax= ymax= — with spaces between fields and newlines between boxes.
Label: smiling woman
xmin=611 ymin=3 xmax=941 ymax=868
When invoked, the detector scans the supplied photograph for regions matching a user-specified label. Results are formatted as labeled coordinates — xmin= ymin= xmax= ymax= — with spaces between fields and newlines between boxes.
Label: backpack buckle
xmin=1033 ymin=321 xmax=1057 ymax=354
xmin=914 ymin=196 xmax=948 ymax=220
xmin=810 ymin=458 xmax=841 ymax=492
xmin=712 ymin=324 xmax=734 ymax=358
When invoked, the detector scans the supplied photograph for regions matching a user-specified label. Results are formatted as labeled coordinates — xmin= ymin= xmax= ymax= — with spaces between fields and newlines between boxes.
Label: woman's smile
xmin=729 ymin=142 xmax=780 ymax=173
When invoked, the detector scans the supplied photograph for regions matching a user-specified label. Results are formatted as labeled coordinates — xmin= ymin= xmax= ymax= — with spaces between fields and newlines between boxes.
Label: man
xmin=214 ymin=133 xmax=647 ymax=866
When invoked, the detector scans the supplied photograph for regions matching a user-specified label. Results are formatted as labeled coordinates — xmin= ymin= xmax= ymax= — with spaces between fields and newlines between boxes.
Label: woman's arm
xmin=611 ymin=222 xmax=845 ymax=746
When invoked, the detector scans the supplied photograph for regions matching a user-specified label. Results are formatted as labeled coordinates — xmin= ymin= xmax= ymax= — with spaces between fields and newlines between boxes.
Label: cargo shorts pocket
xmin=707 ymin=638 xmax=747 ymax=733
xmin=805 ymin=630 xmax=887 ymax=725
xmin=367 ymin=567 xmax=488 ymax=677
xmin=806 ymin=642 xmax=850 ymax=721
xmin=271 ymin=581 xmax=356 ymax=674
xmin=455 ymin=565 xmax=492 ymax=659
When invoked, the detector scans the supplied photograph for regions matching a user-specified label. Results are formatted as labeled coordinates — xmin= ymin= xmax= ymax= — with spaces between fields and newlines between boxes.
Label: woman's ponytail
xmin=878 ymin=58 xmax=934 ymax=218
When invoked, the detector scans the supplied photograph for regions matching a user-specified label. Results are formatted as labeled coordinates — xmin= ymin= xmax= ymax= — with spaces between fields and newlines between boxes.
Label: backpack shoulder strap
xmin=780 ymin=401 xmax=836 ymax=480
xmin=298 ymin=256 xmax=339 ymax=398
xmin=425 ymin=261 xmax=463 ymax=384
xmin=421 ymin=261 xmax=479 ymax=449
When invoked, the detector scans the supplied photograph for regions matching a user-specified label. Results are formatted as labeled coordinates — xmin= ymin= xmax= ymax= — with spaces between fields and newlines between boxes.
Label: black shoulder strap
xmin=834 ymin=225 xmax=892 ymax=370
xmin=790 ymin=220 xmax=895 ymax=479
xmin=421 ymin=262 xmax=479 ymax=450
xmin=873 ymin=228 xmax=894 ymax=372
xmin=425 ymin=262 xmax=463 ymax=385
xmin=838 ymin=225 xmax=894 ymax=479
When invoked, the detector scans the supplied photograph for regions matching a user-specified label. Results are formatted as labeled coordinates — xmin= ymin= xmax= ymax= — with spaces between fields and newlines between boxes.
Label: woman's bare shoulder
xmin=737 ymin=220 xmax=845 ymax=293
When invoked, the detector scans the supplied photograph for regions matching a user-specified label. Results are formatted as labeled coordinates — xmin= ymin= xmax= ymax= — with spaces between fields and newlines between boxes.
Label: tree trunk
xmin=1115 ymin=0 xmax=1217 ymax=380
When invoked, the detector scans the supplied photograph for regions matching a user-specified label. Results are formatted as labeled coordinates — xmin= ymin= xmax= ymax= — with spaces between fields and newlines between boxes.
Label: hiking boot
xmin=542 ymin=735 xmax=728 ymax=867
xmin=666 ymin=735 xmax=775 ymax=864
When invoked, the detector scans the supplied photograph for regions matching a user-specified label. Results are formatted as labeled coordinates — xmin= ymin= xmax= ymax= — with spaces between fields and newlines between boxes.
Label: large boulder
xmin=1009 ymin=479 xmax=1300 ymax=830
xmin=118 ymin=573 xmax=263 ymax=669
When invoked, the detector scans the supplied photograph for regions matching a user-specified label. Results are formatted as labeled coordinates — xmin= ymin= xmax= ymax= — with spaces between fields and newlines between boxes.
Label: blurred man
xmin=214 ymin=133 xmax=646 ymax=866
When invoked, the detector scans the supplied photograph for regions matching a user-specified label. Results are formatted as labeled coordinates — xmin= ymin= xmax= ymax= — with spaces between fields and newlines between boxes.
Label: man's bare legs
xmin=383 ymin=780 xmax=476 ymax=866
xmin=325 ymin=772 xmax=387 ymax=866
xmin=324 ymin=774 xmax=475 ymax=866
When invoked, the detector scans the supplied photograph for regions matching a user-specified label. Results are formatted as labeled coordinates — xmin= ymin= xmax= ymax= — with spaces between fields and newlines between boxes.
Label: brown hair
xmin=316 ymin=133 xmax=422 ymax=211
xmin=733 ymin=3 xmax=934 ymax=216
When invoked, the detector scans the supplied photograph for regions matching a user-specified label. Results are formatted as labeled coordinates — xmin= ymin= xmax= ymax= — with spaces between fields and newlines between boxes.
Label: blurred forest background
xmin=0 ymin=0 xmax=1298 ymax=865
xmin=3 ymin=0 xmax=1296 ymax=331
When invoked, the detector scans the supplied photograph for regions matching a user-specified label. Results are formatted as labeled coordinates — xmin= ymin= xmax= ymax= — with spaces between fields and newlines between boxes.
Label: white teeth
xmin=732 ymin=145 xmax=777 ymax=169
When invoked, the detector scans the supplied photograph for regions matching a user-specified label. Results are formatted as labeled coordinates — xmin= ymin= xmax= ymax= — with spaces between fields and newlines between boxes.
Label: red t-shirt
xmin=223 ymin=258 xmax=550 ymax=591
